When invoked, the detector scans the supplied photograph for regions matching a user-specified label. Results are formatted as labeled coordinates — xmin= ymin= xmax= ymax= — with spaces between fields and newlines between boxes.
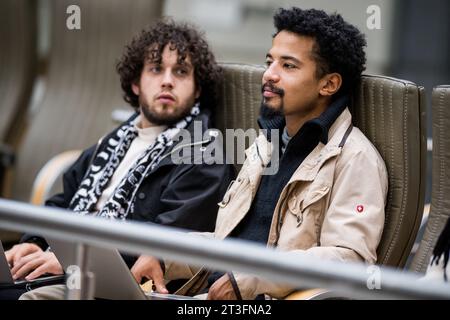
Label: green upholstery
xmin=410 ymin=85 xmax=450 ymax=273
xmin=215 ymin=63 xmax=265 ymax=133
xmin=351 ymin=75 xmax=426 ymax=268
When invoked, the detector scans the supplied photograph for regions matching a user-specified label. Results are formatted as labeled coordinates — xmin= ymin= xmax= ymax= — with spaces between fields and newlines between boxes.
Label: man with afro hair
xmin=144 ymin=8 xmax=388 ymax=300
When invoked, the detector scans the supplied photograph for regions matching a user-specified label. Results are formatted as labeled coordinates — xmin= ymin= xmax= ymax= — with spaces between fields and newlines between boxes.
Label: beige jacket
xmin=164 ymin=108 xmax=388 ymax=299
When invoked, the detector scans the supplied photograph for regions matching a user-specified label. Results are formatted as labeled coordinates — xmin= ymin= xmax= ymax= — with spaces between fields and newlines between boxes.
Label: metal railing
xmin=1 ymin=198 xmax=450 ymax=300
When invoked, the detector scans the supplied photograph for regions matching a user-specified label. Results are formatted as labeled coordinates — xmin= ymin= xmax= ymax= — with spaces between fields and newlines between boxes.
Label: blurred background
xmin=0 ymin=0 xmax=449 ymax=243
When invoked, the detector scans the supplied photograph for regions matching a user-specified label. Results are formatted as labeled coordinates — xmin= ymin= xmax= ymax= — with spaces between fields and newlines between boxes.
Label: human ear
xmin=319 ymin=73 xmax=342 ymax=96
xmin=131 ymin=82 xmax=140 ymax=96
xmin=195 ymin=87 xmax=201 ymax=100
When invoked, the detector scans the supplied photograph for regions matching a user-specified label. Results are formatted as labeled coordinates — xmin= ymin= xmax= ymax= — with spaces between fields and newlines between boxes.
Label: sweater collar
xmin=304 ymin=95 xmax=349 ymax=144
xmin=257 ymin=95 xmax=348 ymax=144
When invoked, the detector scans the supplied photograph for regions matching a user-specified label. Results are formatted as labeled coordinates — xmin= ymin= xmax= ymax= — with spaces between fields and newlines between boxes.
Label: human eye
xmin=148 ymin=65 xmax=161 ymax=73
xmin=265 ymin=59 xmax=273 ymax=67
xmin=283 ymin=62 xmax=297 ymax=69
xmin=175 ymin=67 xmax=188 ymax=76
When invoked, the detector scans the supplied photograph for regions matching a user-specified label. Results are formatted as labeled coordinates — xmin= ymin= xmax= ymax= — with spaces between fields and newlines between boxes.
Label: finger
xmin=10 ymin=251 xmax=42 ymax=274
xmin=10 ymin=245 xmax=40 ymax=265
xmin=25 ymin=264 xmax=49 ymax=281
xmin=12 ymin=258 xmax=43 ymax=280
xmin=206 ymin=288 xmax=216 ymax=300
xmin=5 ymin=252 xmax=16 ymax=266
xmin=207 ymin=281 xmax=219 ymax=300
xmin=22 ymin=253 xmax=63 ymax=280
xmin=10 ymin=255 xmax=31 ymax=275
xmin=12 ymin=252 xmax=24 ymax=266
xmin=131 ymin=268 xmax=142 ymax=284
xmin=47 ymin=256 xmax=64 ymax=275
xmin=5 ymin=247 xmax=15 ymax=264
xmin=151 ymin=270 xmax=168 ymax=294
xmin=11 ymin=251 xmax=31 ymax=268
xmin=12 ymin=259 xmax=40 ymax=280
xmin=154 ymin=283 xmax=168 ymax=294
xmin=12 ymin=252 xmax=46 ymax=278
xmin=5 ymin=246 xmax=24 ymax=265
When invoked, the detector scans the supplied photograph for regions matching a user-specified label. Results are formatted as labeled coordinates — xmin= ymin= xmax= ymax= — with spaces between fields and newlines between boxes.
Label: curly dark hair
xmin=116 ymin=19 xmax=222 ymax=111
xmin=274 ymin=8 xmax=367 ymax=98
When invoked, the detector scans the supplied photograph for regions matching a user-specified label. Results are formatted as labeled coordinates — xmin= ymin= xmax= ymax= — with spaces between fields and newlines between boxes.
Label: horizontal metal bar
xmin=1 ymin=198 xmax=449 ymax=299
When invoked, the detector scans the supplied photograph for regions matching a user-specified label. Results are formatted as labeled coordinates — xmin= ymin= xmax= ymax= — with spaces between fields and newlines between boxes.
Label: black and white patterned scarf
xmin=68 ymin=104 xmax=200 ymax=220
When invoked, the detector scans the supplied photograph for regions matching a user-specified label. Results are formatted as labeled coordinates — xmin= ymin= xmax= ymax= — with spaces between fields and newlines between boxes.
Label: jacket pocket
xmin=287 ymin=184 xmax=330 ymax=228
xmin=300 ymin=185 xmax=330 ymax=213
xmin=217 ymin=176 xmax=249 ymax=208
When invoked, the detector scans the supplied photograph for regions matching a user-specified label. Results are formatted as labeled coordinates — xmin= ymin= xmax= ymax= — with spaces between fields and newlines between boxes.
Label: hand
xmin=130 ymin=255 xmax=168 ymax=294
xmin=10 ymin=251 xmax=63 ymax=281
xmin=207 ymin=274 xmax=238 ymax=300
xmin=5 ymin=243 xmax=42 ymax=267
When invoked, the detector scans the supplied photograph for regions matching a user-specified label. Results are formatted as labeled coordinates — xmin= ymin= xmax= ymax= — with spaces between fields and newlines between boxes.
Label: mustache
xmin=262 ymin=82 xmax=284 ymax=97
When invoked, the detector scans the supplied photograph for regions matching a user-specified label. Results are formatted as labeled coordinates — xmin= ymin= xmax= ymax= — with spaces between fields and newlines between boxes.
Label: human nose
xmin=263 ymin=62 xmax=281 ymax=84
xmin=161 ymin=69 xmax=174 ymax=89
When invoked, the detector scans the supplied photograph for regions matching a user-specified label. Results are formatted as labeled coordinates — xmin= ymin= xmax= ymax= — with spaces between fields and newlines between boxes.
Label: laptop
xmin=0 ymin=241 xmax=65 ymax=290
xmin=46 ymin=237 xmax=198 ymax=300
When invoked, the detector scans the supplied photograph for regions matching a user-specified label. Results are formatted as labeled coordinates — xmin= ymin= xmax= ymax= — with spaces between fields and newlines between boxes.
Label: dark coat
xmin=22 ymin=111 xmax=235 ymax=260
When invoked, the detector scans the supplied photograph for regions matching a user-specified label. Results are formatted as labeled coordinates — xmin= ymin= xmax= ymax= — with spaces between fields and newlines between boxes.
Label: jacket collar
xmin=257 ymin=95 xmax=348 ymax=145
xmin=248 ymin=107 xmax=353 ymax=184
xmin=289 ymin=107 xmax=353 ymax=182
xmin=154 ymin=110 xmax=215 ymax=168
xmin=306 ymin=95 xmax=349 ymax=144
xmin=99 ymin=109 xmax=215 ymax=170
xmin=257 ymin=115 xmax=285 ymax=142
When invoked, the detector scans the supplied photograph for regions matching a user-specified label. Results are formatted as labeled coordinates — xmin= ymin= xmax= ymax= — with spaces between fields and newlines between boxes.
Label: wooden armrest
xmin=30 ymin=150 xmax=82 ymax=205
xmin=285 ymin=288 xmax=342 ymax=300
xmin=140 ymin=280 xmax=154 ymax=293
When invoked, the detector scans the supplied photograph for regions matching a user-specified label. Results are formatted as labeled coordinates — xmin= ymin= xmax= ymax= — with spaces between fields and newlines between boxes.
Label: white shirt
xmin=95 ymin=116 xmax=167 ymax=211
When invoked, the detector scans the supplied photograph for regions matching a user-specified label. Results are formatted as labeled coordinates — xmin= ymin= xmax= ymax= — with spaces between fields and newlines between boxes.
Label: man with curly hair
xmin=4 ymin=20 xmax=234 ymax=300
xmin=140 ymin=8 xmax=388 ymax=300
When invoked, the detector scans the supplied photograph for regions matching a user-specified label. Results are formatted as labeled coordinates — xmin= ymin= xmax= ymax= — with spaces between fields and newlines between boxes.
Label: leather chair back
xmin=350 ymin=75 xmax=426 ymax=268
xmin=410 ymin=85 xmax=450 ymax=273
xmin=215 ymin=65 xmax=427 ymax=268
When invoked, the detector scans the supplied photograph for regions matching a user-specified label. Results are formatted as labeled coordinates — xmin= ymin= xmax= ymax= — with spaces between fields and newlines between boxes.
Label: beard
xmin=260 ymin=101 xmax=284 ymax=118
xmin=140 ymin=99 xmax=194 ymax=126
xmin=260 ymin=81 xmax=285 ymax=118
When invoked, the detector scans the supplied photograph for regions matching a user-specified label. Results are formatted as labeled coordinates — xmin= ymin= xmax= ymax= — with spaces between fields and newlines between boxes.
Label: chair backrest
xmin=0 ymin=0 xmax=37 ymax=244
xmin=11 ymin=0 xmax=163 ymax=202
xmin=214 ymin=63 xmax=265 ymax=133
xmin=0 ymin=0 xmax=37 ymax=146
xmin=214 ymin=63 xmax=265 ymax=171
xmin=410 ymin=85 xmax=450 ymax=273
xmin=351 ymin=75 xmax=426 ymax=268
xmin=215 ymin=65 xmax=427 ymax=268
